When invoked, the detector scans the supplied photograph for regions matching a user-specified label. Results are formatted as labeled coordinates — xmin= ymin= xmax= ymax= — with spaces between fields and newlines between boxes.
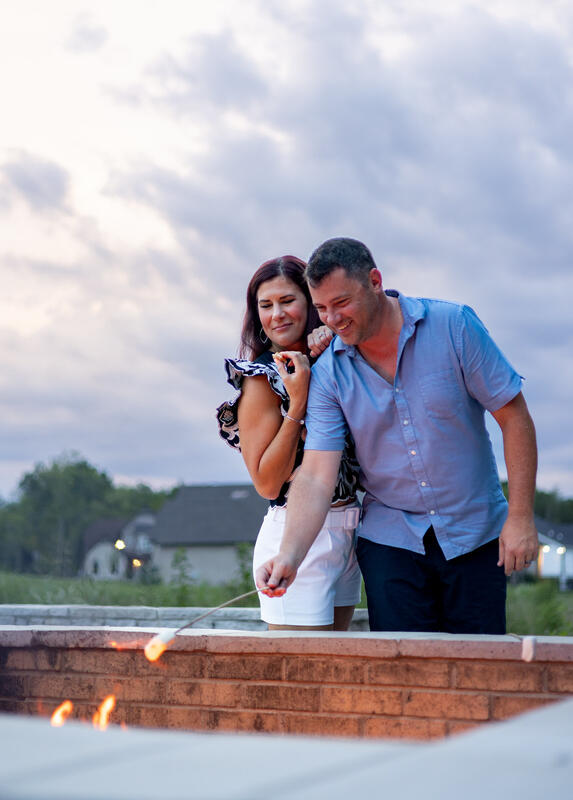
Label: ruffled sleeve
xmin=216 ymin=355 xmax=363 ymax=507
xmin=216 ymin=357 xmax=288 ymax=452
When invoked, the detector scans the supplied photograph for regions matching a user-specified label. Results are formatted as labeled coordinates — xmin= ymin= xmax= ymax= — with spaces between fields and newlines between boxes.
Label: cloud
xmin=149 ymin=29 xmax=268 ymax=114
xmin=65 ymin=14 xmax=108 ymax=53
xmin=1 ymin=153 xmax=70 ymax=212
xmin=110 ymin=2 xmax=573 ymax=291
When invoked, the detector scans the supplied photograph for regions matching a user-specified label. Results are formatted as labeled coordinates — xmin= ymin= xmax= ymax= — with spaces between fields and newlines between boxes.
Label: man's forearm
xmin=255 ymin=449 xmax=342 ymax=594
xmin=500 ymin=396 xmax=537 ymax=518
xmin=492 ymin=393 xmax=539 ymax=573
xmin=280 ymin=460 xmax=338 ymax=568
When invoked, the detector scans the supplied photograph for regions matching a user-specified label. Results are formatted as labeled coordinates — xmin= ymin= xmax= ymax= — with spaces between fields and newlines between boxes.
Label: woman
xmin=217 ymin=256 xmax=361 ymax=630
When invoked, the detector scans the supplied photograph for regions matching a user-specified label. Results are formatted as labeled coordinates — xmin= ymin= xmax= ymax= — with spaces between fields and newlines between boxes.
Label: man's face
xmin=309 ymin=267 xmax=382 ymax=346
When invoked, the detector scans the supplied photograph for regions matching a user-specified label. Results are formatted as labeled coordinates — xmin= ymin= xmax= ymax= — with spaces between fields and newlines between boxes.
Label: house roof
xmin=150 ymin=484 xmax=268 ymax=546
xmin=535 ymin=515 xmax=573 ymax=547
xmin=83 ymin=517 xmax=129 ymax=553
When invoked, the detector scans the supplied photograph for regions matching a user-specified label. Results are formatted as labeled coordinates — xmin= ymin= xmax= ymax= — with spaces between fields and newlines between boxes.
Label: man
xmin=256 ymin=237 xmax=538 ymax=633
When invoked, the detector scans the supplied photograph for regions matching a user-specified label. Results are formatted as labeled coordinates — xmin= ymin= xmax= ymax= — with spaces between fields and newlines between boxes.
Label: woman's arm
xmin=238 ymin=354 xmax=310 ymax=500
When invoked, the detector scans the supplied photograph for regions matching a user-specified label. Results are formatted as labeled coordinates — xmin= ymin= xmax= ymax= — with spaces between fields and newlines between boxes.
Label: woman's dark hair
xmin=239 ymin=255 xmax=321 ymax=359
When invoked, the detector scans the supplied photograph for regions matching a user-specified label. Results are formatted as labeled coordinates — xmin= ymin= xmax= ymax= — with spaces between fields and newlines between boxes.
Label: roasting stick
xmin=144 ymin=588 xmax=263 ymax=662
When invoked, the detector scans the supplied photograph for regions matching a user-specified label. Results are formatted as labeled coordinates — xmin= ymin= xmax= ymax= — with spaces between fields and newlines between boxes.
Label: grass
xmin=1 ymin=571 xmax=572 ymax=635
xmin=0 ymin=571 xmax=256 ymax=608
xmin=506 ymin=579 xmax=573 ymax=636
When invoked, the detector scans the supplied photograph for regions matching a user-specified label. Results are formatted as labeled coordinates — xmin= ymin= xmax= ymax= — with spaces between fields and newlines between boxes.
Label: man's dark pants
xmin=356 ymin=527 xmax=506 ymax=634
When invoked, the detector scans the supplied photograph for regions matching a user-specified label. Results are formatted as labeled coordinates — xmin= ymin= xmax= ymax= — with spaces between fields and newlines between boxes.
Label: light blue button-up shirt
xmin=305 ymin=291 xmax=523 ymax=559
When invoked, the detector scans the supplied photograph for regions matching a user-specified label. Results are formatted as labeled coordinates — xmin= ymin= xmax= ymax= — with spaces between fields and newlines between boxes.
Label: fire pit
xmin=1 ymin=625 xmax=572 ymax=740
xmin=1 ymin=690 xmax=572 ymax=799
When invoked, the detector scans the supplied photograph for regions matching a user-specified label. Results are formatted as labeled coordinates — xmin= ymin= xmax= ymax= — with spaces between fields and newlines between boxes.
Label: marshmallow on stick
xmin=144 ymin=588 xmax=262 ymax=662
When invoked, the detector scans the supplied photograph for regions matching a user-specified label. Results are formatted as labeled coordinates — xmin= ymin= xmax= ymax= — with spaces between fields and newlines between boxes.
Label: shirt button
xmin=429 ymin=509 xmax=436 ymax=515
xmin=421 ymin=481 xmax=427 ymax=487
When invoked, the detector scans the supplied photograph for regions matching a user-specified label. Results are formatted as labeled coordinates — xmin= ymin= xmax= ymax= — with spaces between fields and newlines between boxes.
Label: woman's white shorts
xmin=252 ymin=504 xmax=362 ymax=626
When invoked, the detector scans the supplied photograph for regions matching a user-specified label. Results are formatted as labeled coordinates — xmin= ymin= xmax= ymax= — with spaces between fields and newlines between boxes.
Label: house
xmin=149 ymin=484 xmax=268 ymax=585
xmin=82 ymin=511 xmax=156 ymax=580
xmin=534 ymin=515 xmax=573 ymax=589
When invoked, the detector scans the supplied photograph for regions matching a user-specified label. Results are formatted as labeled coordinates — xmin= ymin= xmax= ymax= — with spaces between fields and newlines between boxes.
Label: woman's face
xmin=256 ymin=275 xmax=308 ymax=352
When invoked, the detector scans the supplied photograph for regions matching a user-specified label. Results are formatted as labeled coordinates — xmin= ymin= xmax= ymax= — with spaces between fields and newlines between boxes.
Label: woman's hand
xmin=272 ymin=350 xmax=310 ymax=420
xmin=307 ymin=325 xmax=333 ymax=358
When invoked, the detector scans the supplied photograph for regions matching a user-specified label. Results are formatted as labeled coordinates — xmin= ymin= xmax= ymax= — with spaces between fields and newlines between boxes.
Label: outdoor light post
xmin=558 ymin=546 xmax=567 ymax=592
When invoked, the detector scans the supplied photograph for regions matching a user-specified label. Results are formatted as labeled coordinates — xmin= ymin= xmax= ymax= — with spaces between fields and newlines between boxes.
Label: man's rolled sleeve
xmin=458 ymin=304 xmax=523 ymax=412
xmin=304 ymin=362 xmax=348 ymax=451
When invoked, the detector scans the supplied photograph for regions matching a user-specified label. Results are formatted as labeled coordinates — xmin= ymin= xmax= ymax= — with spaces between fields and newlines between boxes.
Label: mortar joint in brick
xmin=448 ymin=661 xmax=456 ymax=688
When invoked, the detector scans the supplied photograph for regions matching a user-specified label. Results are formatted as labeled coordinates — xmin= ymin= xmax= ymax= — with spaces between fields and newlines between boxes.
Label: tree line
xmin=0 ymin=453 xmax=175 ymax=577
xmin=0 ymin=454 xmax=571 ymax=578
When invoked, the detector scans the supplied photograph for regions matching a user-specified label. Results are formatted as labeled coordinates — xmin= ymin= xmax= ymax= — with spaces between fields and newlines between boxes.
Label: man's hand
xmin=255 ymin=554 xmax=299 ymax=597
xmin=498 ymin=515 xmax=539 ymax=576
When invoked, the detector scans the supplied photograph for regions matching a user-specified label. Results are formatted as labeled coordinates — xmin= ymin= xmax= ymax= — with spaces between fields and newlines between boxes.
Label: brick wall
xmin=1 ymin=628 xmax=572 ymax=741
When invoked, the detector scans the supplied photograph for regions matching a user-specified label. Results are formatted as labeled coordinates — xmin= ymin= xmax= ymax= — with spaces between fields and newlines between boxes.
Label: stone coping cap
xmin=0 ymin=604 xmax=268 ymax=614
xmin=1 ymin=625 xmax=572 ymax=661
xmin=1 ymin=698 xmax=572 ymax=798
xmin=0 ymin=604 xmax=368 ymax=621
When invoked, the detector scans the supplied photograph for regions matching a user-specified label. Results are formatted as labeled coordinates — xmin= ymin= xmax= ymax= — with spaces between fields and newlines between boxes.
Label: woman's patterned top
xmin=216 ymin=351 xmax=361 ymax=508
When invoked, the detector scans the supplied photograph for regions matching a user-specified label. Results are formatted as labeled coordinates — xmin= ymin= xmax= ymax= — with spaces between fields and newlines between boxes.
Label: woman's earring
xmin=259 ymin=328 xmax=269 ymax=345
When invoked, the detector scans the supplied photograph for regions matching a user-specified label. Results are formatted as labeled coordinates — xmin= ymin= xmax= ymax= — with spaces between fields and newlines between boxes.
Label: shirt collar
xmin=332 ymin=290 xmax=426 ymax=357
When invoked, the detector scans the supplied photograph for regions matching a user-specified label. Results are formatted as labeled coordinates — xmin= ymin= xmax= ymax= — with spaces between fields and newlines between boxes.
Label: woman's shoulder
xmin=223 ymin=353 xmax=284 ymax=395
xmin=217 ymin=352 xmax=287 ymax=451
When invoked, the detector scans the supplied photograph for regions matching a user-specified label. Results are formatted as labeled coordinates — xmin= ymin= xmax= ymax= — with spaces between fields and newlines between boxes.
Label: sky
xmin=1 ymin=0 xmax=572 ymax=501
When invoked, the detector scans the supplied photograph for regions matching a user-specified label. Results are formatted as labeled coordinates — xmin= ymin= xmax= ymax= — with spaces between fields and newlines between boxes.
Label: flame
xmin=51 ymin=700 xmax=73 ymax=727
xmin=50 ymin=695 xmax=117 ymax=729
xmin=144 ymin=635 xmax=169 ymax=663
xmin=92 ymin=694 xmax=116 ymax=730
xmin=108 ymin=638 xmax=142 ymax=651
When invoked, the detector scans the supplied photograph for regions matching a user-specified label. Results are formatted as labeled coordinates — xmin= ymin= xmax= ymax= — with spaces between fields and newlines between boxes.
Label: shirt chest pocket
xmin=418 ymin=368 xmax=463 ymax=419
